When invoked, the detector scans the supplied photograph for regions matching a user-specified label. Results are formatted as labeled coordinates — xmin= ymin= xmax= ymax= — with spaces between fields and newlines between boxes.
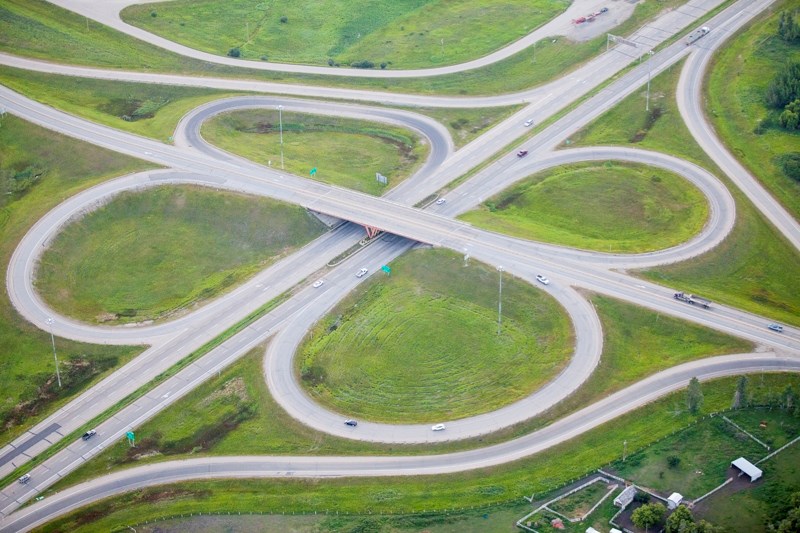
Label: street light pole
xmin=276 ymin=105 xmax=284 ymax=170
xmin=46 ymin=317 xmax=61 ymax=388
xmin=645 ymin=51 xmax=655 ymax=112
xmin=497 ymin=266 xmax=504 ymax=335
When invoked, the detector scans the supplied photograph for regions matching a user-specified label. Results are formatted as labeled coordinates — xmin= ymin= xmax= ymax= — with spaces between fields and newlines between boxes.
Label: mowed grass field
xmin=201 ymin=110 xmax=427 ymax=195
xmin=459 ymin=162 xmax=708 ymax=253
xmin=569 ymin=57 xmax=800 ymax=326
xmin=0 ymin=115 xmax=146 ymax=444
xmin=45 ymin=374 xmax=800 ymax=531
xmin=122 ymin=0 xmax=568 ymax=68
xmin=706 ymin=0 xmax=800 ymax=220
xmin=3 ymin=0 xmax=689 ymax=96
xmin=35 ymin=186 xmax=327 ymax=324
xmin=298 ymin=248 xmax=572 ymax=422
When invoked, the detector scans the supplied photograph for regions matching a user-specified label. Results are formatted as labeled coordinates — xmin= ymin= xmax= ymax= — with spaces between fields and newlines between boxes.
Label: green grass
xmin=459 ymin=161 xmax=708 ymax=253
xmin=612 ymin=416 xmax=767 ymax=498
xmin=40 ymin=375 xmax=800 ymax=532
xmin=1 ymin=0 xmax=693 ymax=96
xmin=414 ymin=104 xmax=523 ymax=148
xmin=548 ymin=480 xmax=611 ymax=520
xmin=0 ymin=65 xmax=241 ymax=141
xmin=705 ymin=0 xmax=800 ymax=220
xmin=201 ymin=110 xmax=427 ymax=195
xmin=697 ymin=437 xmax=800 ymax=532
xmin=53 ymin=292 xmax=752 ymax=491
xmin=297 ymin=248 xmax=572 ymax=422
xmin=35 ymin=185 xmax=327 ymax=324
xmin=569 ymin=56 xmax=800 ymax=326
xmin=0 ymin=115 xmax=149 ymax=444
xmin=725 ymin=406 xmax=800 ymax=449
xmin=121 ymin=0 xmax=568 ymax=69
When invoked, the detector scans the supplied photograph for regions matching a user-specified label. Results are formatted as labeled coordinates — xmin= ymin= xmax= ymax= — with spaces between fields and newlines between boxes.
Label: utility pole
xmin=46 ymin=317 xmax=61 ymax=388
xmin=276 ymin=105 xmax=284 ymax=169
xmin=497 ymin=266 xmax=504 ymax=335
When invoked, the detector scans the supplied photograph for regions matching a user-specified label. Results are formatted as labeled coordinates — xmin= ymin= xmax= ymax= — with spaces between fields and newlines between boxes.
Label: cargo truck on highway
xmin=686 ymin=26 xmax=710 ymax=45
xmin=674 ymin=292 xmax=711 ymax=309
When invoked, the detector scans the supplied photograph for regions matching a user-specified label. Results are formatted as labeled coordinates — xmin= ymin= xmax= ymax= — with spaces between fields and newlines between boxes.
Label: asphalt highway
xmin=0 ymin=0 xmax=797 ymax=528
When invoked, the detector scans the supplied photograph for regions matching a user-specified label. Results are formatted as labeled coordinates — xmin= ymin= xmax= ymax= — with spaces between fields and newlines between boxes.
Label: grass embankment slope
xmin=3 ymin=0 xmax=693 ymax=96
xmin=297 ymin=248 xmax=572 ymax=422
xmin=43 ymin=374 xmax=799 ymax=532
xmin=56 ymin=290 xmax=750 ymax=488
xmin=569 ymin=56 xmax=800 ymax=326
xmin=122 ymin=0 xmax=568 ymax=69
xmin=705 ymin=0 xmax=800 ymax=220
xmin=460 ymin=161 xmax=708 ymax=253
xmin=35 ymin=186 xmax=326 ymax=324
xmin=201 ymin=110 xmax=427 ymax=195
xmin=0 ymin=115 xmax=148 ymax=445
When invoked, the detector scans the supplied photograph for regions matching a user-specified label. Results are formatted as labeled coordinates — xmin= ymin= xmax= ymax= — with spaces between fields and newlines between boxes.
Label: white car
xmin=435 ymin=198 xmax=446 ymax=205
xmin=524 ymin=119 xmax=534 ymax=127
xmin=356 ymin=268 xmax=368 ymax=278
xmin=536 ymin=274 xmax=550 ymax=285
xmin=431 ymin=423 xmax=446 ymax=431
xmin=312 ymin=279 xmax=325 ymax=288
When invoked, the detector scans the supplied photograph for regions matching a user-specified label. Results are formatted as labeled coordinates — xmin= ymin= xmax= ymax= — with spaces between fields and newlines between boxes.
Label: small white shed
xmin=667 ymin=492 xmax=683 ymax=510
xmin=585 ymin=528 xmax=601 ymax=533
xmin=731 ymin=457 xmax=763 ymax=482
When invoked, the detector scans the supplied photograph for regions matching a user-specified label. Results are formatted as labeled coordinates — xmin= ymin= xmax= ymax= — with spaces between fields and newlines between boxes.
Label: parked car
xmin=536 ymin=274 xmax=550 ymax=285
xmin=312 ymin=279 xmax=325 ymax=288
xmin=431 ymin=423 xmax=446 ymax=431
xmin=435 ymin=198 xmax=446 ymax=205
xmin=344 ymin=420 xmax=358 ymax=427
xmin=517 ymin=150 xmax=529 ymax=158
xmin=356 ymin=268 xmax=368 ymax=278
xmin=81 ymin=429 xmax=97 ymax=441
xmin=767 ymin=323 xmax=784 ymax=333
xmin=524 ymin=119 xmax=534 ymax=127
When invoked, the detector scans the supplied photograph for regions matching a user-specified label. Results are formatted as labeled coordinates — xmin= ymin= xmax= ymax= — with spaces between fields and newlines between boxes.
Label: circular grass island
xmin=201 ymin=110 xmax=428 ymax=195
xmin=35 ymin=185 xmax=327 ymax=324
xmin=297 ymin=248 xmax=573 ymax=423
xmin=459 ymin=161 xmax=709 ymax=253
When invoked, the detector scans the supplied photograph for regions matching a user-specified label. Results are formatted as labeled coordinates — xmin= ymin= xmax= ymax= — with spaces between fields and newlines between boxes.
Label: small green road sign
xmin=381 ymin=265 xmax=391 ymax=274
xmin=310 ymin=167 xmax=318 ymax=176
xmin=126 ymin=431 xmax=134 ymax=440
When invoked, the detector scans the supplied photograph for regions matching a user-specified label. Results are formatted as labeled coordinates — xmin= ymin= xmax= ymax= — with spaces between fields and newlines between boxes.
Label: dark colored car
xmin=344 ymin=420 xmax=358 ymax=427
xmin=517 ymin=150 xmax=529 ymax=158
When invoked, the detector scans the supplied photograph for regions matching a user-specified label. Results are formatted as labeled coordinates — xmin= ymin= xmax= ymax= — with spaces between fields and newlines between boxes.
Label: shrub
xmin=280 ymin=16 xmax=288 ymax=23
xmin=351 ymin=60 xmax=375 ymax=69
xmin=327 ymin=58 xmax=335 ymax=66
xmin=380 ymin=62 xmax=387 ymax=69
xmin=227 ymin=47 xmax=241 ymax=58
xmin=776 ymin=152 xmax=800 ymax=181
xmin=150 ymin=10 xmax=157 ymax=17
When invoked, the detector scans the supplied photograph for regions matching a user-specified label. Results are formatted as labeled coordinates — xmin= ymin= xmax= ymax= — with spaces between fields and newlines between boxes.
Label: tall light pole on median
xmin=497 ymin=266 xmax=504 ymax=335
xmin=46 ymin=317 xmax=61 ymax=388
xmin=276 ymin=105 xmax=284 ymax=170
xmin=645 ymin=50 xmax=655 ymax=112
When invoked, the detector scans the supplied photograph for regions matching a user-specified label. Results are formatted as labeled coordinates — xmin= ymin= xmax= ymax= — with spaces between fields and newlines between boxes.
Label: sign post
xmin=310 ymin=167 xmax=318 ymax=177
xmin=126 ymin=431 xmax=135 ymax=447
xmin=381 ymin=265 xmax=391 ymax=275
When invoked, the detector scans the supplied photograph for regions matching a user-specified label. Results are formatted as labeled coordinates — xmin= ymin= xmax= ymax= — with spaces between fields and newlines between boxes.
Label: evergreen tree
xmin=686 ymin=377 xmax=704 ymax=414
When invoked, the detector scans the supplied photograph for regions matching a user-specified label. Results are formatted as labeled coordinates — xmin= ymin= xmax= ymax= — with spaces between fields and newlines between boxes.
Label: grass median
xmin=459 ymin=161 xmax=709 ymax=253
xmin=296 ymin=248 xmax=572 ymax=423
xmin=35 ymin=185 xmax=327 ymax=324
xmin=201 ymin=110 xmax=427 ymax=195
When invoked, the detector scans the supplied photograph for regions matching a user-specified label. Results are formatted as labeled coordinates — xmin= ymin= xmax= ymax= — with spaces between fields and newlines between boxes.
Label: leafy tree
xmin=686 ymin=377 xmax=703 ymax=413
xmin=632 ymin=502 xmax=666 ymax=532
xmin=778 ymin=11 xmax=800 ymax=42
xmin=777 ymin=153 xmax=800 ymax=182
xmin=765 ymin=62 xmax=800 ymax=108
xmin=666 ymin=505 xmax=694 ymax=533
xmin=227 ymin=47 xmax=241 ymax=58
xmin=732 ymin=376 xmax=749 ymax=409
xmin=779 ymin=99 xmax=800 ymax=129
xmin=667 ymin=455 xmax=681 ymax=468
